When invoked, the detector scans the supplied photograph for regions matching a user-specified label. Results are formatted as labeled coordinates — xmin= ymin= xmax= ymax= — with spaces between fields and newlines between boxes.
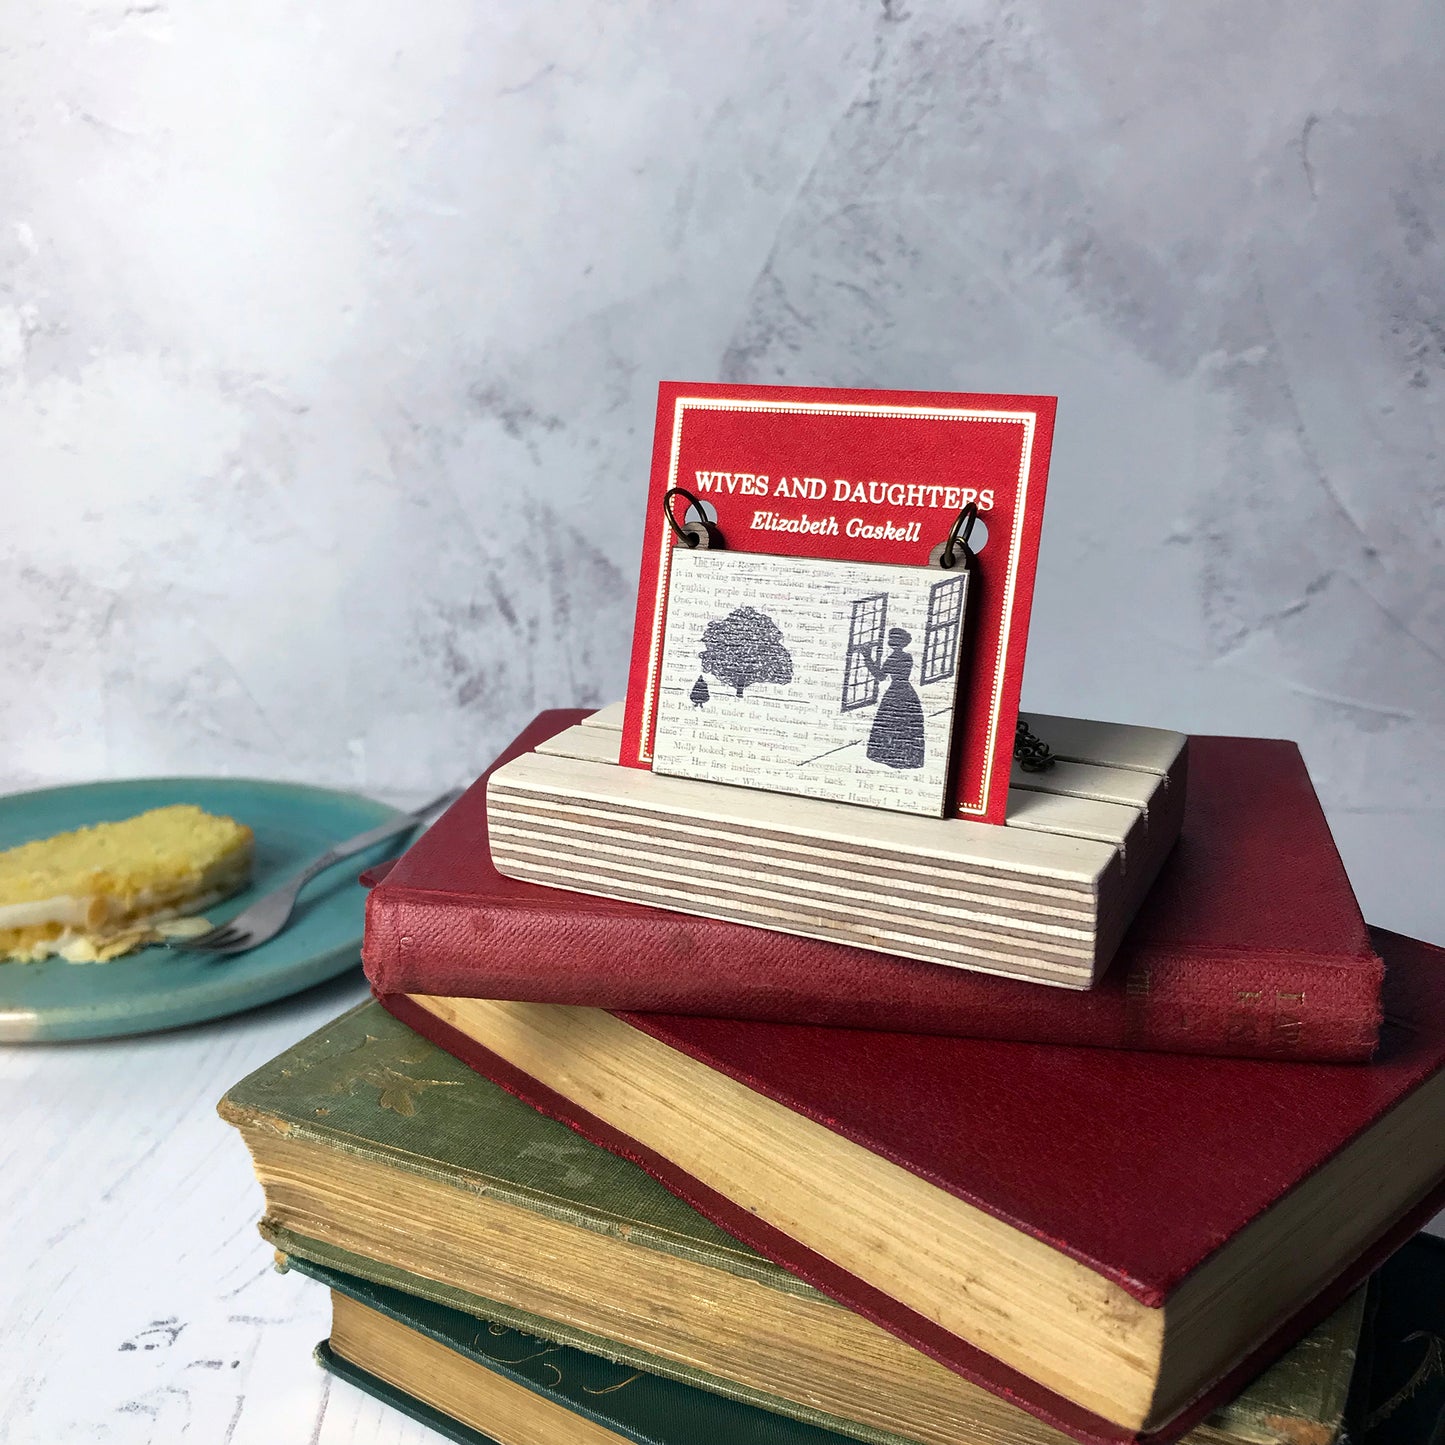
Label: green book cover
xmin=1348 ymin=1234 xmax=1445 ymax=1445
xmin=221 ymin=1000 xmax=784 ymax=1284
xmin=305 ymin=1241 xmax=1439 ymax=1445
xmin=303 ymin=1252 xmax=845 ymax=1445
xmin=315 ymin=1346 xmax=497 ymax=1445
xmin=222 ymin=1002 xmax=1363 ymax=1445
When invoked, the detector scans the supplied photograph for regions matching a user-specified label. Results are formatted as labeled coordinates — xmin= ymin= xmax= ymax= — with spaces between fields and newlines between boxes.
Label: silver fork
xmin=171 ymin=786 xmax=464 ymax=957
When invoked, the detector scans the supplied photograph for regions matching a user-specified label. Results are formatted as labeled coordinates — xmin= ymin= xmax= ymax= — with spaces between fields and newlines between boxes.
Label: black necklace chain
xmin=1014 ymin=717 xmax=1056 ymax=773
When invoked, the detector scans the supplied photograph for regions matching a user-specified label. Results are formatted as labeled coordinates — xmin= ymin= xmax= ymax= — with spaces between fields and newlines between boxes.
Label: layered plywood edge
xmin=486 ymin=703 xmax=1188 ymax=988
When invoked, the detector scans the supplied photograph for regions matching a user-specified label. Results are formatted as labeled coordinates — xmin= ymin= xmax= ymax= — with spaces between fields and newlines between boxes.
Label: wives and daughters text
xmin=690 ymin=469 xmax=995 ymax=542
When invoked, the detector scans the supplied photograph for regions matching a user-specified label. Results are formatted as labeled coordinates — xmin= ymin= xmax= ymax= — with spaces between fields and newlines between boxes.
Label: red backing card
xmin=621 ymin=383 xmax=1056 ymax=824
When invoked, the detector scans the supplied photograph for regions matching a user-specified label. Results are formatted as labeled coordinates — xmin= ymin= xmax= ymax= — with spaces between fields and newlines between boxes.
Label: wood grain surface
xmin=0 ymin=965 xmax=440 ymax=1445
xmin=493 ymin=707 xmax=1187 ymax=987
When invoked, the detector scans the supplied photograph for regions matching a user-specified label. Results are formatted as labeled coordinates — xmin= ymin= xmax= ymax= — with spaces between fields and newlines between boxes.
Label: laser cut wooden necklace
xmin=649 ymin=489 xmax=977 ymax=818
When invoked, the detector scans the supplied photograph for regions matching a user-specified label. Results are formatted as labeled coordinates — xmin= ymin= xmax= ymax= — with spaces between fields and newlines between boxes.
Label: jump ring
xmin=662 ymin=487 xmax=721 ymax=549
xmin=942 ymin=502 xmax=978 ymax=569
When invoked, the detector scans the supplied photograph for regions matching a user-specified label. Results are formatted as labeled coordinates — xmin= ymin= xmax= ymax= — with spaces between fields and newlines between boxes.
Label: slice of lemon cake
xmin=0 ymin=805 xmax=253 ymax=963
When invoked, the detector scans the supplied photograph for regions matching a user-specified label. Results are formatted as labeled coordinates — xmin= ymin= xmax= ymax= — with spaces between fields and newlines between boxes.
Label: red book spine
xmin=364 ymin=889 xmax=1382 ymax=1063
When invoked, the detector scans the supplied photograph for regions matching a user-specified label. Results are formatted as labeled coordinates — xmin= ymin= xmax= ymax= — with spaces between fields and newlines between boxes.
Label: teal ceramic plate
xmin=0 ymin=778 xmax=409 ymax=1043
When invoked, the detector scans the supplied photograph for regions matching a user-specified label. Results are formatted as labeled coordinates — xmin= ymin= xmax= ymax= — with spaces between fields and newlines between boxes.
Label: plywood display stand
xmin=487 ymin=704 xmax=1188 ymax=989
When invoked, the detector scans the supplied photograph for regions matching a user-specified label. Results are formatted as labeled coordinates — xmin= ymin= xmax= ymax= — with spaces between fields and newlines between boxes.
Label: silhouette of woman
xmin=862 ymin=627 xmax=925 ymax=769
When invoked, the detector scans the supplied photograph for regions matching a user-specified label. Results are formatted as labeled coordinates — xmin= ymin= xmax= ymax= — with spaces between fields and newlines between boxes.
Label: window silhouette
xmin=841 ymin=592 xmax=888 ymax=712
xmin=920 ymin=575 xmax=967 ymax=685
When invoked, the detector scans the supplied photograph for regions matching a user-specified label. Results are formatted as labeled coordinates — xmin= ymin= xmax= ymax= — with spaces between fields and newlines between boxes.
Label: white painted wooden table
xmin=0 ymin=965 xmax=444 ymax=1445
xmin=4 ymin=963 xmax=1443 ymax=1445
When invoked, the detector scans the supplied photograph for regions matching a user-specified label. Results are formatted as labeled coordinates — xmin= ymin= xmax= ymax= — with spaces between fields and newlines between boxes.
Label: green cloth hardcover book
xmin=304 ymin=1253 xmax=845 ymax=1445
xmin=1347 ymin=1234 xmax=1445 ymax=1445
xmin=301 ymin=1241 xmax=1444 ymax=1445
xmin=221 ymin=1002 xmax=1364 ymax=1445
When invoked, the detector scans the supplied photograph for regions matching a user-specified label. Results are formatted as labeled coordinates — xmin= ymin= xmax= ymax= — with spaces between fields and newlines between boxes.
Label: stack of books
xmin=221 ymin=709 xmax=1445 ymax=1445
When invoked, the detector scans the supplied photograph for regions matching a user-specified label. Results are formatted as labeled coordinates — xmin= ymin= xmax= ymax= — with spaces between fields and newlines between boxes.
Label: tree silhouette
xmin=689 ymin=675 xmax=710 ymax=707
xmin=699 ymin=607 xmax=793 ymax=697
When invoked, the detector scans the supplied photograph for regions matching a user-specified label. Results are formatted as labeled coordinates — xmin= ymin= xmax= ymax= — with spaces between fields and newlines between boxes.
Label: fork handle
xmin=289 ymin=788 xmax=465 ymax=894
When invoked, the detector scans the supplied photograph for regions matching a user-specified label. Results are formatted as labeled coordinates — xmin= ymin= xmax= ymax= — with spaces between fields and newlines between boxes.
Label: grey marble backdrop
xmin=2 ymin=1 xmax=1442 ymax=942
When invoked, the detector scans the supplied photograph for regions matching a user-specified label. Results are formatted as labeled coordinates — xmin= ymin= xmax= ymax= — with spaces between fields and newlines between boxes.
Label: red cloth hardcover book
xmin=379 ymin=927 xmax=1445 ymax=1445
xmin=362 ymin=710 xmax=1383 ymax=1062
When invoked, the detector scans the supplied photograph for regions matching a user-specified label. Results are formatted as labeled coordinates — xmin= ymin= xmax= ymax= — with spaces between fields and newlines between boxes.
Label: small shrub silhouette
xmin=700 ymin=607 xmax=793 ymax=697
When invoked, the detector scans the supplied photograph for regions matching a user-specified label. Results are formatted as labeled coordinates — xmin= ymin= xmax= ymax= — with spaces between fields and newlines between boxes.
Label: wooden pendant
xmin=651 ymin=548 xmax=971 ymax=817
